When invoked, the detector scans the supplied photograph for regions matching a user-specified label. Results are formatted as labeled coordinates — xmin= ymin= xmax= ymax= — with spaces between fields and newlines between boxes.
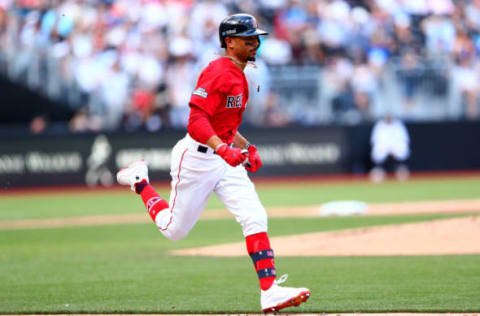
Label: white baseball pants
xmin=371 ymin=141 xmax=409 ymax=164
xmin=155 ymin=134 xmax=268 ymax=241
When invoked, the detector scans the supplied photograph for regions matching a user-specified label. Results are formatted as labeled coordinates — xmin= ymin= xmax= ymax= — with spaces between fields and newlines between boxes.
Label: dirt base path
xmin=1 ymin=199 xmax=480 ymax=230
xmin=173 ymin=216 xmax=480 ymax=257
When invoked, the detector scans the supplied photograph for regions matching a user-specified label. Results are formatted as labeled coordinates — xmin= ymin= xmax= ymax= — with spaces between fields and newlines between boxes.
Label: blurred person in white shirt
xmin=351 ymin=53 xmax=378 ymax=119
xmin=99 ymin=57 xmax=130 ymax=130
xmin=166 ymin=36 xmax=195 ymax=128
xmin=188 ymin=0 xmax=228 ymax=42
xmin=244 ymin=58 xmax=271 ymax=126
xmin=465 ymin=0 xmax=480 ymax=32
xmin=317 ymin=0 xmax=351 ymax=51
xmin=370 ymin=114 xmax=410 ymax=182
xmin=421 ymin=14 xmax=456 ymax=56
xmin=259 ymin=36 xmax=292 ymax=65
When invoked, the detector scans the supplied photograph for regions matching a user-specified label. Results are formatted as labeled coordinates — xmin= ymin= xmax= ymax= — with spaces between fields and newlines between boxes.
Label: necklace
xmin=225 ymin=55 xmax=248 ymax=68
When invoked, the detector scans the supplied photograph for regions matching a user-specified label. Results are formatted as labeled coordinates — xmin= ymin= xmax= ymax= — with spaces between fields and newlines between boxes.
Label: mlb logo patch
xmin=192 ymin=87 xmax=208 ymax=98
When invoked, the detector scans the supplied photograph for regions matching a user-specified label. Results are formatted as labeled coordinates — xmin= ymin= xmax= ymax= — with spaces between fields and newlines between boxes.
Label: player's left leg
xmin=116 ymin=136 xmax=223 ymax=241
xmin=116 ymin=158 xmax=217 ymax=241
xmin=116 ymin=160 xmax=170 ymax=222
xmin=214 ymin=166 xmax=310 ymax=312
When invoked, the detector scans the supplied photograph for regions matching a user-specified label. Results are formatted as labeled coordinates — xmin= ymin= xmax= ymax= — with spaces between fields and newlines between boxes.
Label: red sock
xmin=135 ymin=181 xmax=169 ymax=222
xmin=246 ymin=232 xmax=276 ymax=290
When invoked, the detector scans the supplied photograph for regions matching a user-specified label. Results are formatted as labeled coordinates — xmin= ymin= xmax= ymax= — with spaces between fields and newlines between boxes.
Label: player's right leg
xmin=215 ymin=166 xmax=311 ymax=312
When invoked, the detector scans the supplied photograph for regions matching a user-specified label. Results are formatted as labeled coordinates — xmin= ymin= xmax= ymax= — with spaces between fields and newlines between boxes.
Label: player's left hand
xmin=245 ymin=144 xmax=262 ymax=172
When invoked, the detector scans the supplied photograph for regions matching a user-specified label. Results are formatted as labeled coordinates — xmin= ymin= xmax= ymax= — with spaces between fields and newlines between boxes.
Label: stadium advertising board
xmin=0 ymin=127 xmax=346 ymax=188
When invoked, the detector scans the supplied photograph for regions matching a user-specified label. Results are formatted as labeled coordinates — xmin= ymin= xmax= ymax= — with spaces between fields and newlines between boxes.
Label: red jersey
xmin=188 ymin=57 xmax=249 ymax=144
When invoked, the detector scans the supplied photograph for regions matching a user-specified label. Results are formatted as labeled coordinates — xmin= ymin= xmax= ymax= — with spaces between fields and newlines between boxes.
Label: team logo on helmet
xmin=223 ymin=29 xmax=237 ymax=36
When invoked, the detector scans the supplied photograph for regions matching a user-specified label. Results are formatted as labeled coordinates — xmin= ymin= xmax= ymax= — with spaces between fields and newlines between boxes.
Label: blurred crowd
xmin=1 ymin=0 xmax=480 ymax=133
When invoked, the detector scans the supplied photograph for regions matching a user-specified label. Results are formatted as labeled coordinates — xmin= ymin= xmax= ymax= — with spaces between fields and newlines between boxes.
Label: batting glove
xmin=216 ymin=143 xmax=247 ymax=167
xmin=245 ymin=144 xmax=262 ymax=173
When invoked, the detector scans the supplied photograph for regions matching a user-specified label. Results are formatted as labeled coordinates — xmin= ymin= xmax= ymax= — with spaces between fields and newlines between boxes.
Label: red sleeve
xmin=189 ymin=72 xmax=221 ymax=117
xmin=187 ymin=106 xmax=216 ymax=144
xmin=189 ymin=70 xmax=236 ymax=116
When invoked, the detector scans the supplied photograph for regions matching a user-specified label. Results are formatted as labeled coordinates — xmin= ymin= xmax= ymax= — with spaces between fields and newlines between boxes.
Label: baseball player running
xmin=117 ymin=13 xmax=311 ymax=313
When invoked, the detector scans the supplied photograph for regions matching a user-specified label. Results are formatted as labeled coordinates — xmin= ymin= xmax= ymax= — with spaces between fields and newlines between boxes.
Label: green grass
xmin=1 ymin=213 xmax=479 ymax=313
xmin=0 ymin=175 xmax=480 ymax=313
xmin=253 ymin=176 xmax=480 ymax=206
xmin=1 ymin=176 xmax=480 ymax=220
xmin=2 ymin=252 xmax=479 ymax=313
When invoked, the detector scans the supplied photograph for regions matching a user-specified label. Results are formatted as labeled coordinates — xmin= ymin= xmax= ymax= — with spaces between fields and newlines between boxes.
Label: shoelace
xmin=274 ymin=273 xmax=288 ymax=285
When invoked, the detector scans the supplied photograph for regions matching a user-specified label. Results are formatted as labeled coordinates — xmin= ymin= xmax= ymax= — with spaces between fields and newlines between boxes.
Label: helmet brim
xmin=232 ymin=28 xmax=269 ymax=37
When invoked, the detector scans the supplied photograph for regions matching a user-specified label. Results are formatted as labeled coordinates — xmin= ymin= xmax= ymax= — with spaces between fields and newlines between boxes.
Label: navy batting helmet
xmin=219 ymin=14 xmax=268 ymax=48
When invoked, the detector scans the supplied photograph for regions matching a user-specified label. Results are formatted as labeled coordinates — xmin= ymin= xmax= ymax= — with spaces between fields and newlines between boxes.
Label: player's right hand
xmin=216 ymin=143 xmax=247 ymax=167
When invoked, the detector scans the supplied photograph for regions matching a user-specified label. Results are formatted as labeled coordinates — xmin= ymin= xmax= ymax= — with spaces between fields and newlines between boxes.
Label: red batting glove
xmin=216 ymin=143 xmax=247 ymax=167
xmin=245 ymin=144 xmax=262 ymax=172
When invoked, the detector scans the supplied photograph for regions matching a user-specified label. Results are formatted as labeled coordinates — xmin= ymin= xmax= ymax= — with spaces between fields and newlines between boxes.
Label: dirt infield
xmin=1 ymin=198 xmax=480 ymax=230
xmin=2 ymin=199 xmax=480 ymax=257
xmin=170 ymin=199 xmax=480 ymax=258
xmin=173 ymin=216 xmax=480 ymax=257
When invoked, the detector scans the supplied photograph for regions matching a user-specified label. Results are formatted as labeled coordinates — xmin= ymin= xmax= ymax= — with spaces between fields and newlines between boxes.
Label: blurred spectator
xmin=465 ymin=0 xmax=480 ymax=32
xmin=1 ymin=0 xmax=480 ymax=131
xmin=452 ymin=52 xmax=480 ymax=120
xmin=244 ymin=58 xmax=272 ymax=125
xmin=421 ymin=14 xmax=456 ymax=56
xmin=370 ymin=114 xmax=410 ymax=182
xmin=263 ymin=92 xmax=291 ymax=126
xmin=130 ymin=88 xmax=157 ymax=130
xmin=69 ymin=107 xmax=91 ymax=133
xmin=260 ymin=36 xmax=292 ymax=65
xmin=30 ymin=114 xmax=48 ymax=134
xmin=351 ymin=52 xmax=377 ymax=119
xmin=397 ymin=50 xmax=422 ymax=112
xmin=99 ymin=57 xmax=129 ymax=130
xmin=166 ymin=36 xmax=195 ymax=128
xmin=323 ymin=55 xmax=358 ymax=123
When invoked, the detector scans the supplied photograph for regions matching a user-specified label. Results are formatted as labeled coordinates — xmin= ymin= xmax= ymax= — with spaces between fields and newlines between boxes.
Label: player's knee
xmin=162 ymin=227 xmax=189 ymax=241
xmin=241 ymin=211 xmax=267 ymax=236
